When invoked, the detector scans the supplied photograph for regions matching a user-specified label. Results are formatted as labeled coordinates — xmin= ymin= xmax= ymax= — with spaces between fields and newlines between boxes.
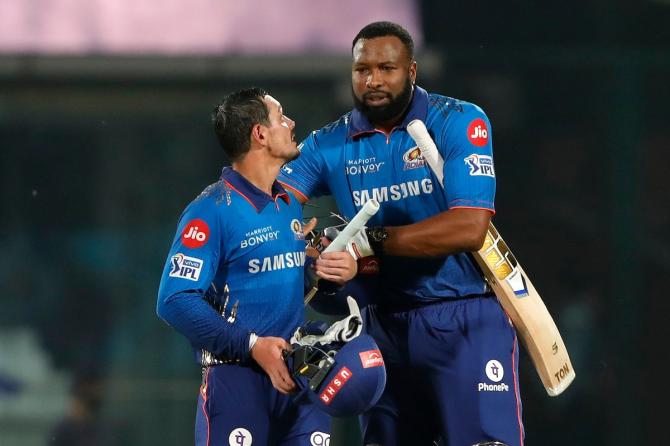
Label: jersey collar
xmin=348 ymin=85 xmax=429 ymax=139
xmin=220 ymin=166 xmax=290 ymax=212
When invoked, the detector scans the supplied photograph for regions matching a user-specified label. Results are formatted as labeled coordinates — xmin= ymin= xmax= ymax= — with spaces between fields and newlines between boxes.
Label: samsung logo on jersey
xmin=352 ymin=179 xmax=433 ymax=206
xmin=248 ymin=251 xmax=306 ymax=273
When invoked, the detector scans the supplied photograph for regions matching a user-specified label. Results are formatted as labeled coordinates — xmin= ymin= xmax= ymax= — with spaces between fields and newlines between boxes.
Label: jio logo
xmin=181 ymin=219 xmax=210 ymax=248
xmin=485 ymin=360 xmax=504 ymax=382
xmin=467 ymin=118 xmax=489 ymax=147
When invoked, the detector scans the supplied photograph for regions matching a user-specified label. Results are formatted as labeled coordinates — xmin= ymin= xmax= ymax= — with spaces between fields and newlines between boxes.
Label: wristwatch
xmin=366 ymin=226 xmax=389 ymax=255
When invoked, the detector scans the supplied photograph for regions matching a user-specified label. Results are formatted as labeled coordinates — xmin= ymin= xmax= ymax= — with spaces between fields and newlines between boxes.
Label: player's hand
xmin=250 ymin=336 xmax=296 ymax=395
xmin=302 ymin=217 xmax=317 ymax=236
xmin=315 ymin=251 xmax=358 ymax=285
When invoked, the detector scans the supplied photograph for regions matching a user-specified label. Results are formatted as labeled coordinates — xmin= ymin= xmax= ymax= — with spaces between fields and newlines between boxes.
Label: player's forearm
xmin=156 ymin=290 xmax=252 ymax=361
xmin=382 ymin=208 xmax=491 ymax=257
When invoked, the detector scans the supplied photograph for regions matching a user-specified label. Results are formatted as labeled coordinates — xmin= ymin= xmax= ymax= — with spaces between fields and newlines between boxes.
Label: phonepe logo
xmin=486 ymin=360 xmax=504 ymax=382
xmin=359 ymin=350 xmax=384 ymax=368
xmin=478 ymin=359 xmax=509 ymax=392
xmin=467 ymin=118 xmax=489 ymax=147
xmin=181 ymin=219 xmax=210 ymax=249
xmin=228 ymin=427 xmax=252 ymax=446
xmin=169 ymin=253 xmax=204 ymax=282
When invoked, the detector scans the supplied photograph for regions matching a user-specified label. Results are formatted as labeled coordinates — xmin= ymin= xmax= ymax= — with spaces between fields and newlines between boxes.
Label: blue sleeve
xmin=278 ymin=131 xmax=329 ymax=200
xmin=434 ymin=105 xmax=496 ymax=212
xmin=156 ymin=196 xmax=251 ymax=361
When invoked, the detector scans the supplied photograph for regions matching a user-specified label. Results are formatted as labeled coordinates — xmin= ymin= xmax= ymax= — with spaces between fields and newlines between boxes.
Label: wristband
xmin=248 ymin=332 xmax=258 ymax=351
xmin=365 ymin=226 xmax=388 ymax=255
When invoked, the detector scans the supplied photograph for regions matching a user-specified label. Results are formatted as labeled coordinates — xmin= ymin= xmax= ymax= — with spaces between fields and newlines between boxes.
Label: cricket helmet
xmin=287 ymin=333 xmax=386 ymax=417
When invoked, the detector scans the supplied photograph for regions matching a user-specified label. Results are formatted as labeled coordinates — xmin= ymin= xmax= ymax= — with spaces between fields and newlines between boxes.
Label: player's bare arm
xmin=383 ymin=208 xmax=492 ymax=257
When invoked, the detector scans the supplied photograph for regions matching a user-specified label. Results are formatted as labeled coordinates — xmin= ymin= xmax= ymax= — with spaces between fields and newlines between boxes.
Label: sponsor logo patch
xmin=467 ymin=118 xmax=489 ymax=146
xmin=319 ymin=367 xmax=352 ymax=405
xmin=241 ymin=226 xmax=279 ymax=249
xmin=358 ymin=257 xmax=380 ymax=275
xmin=402 ymin=146 xmax=426 ymax=171
xmin=486 ymin=359 xmax=504 ymax=382
xmin=181 ymin=219 xmax=210 ymax=248
xmin=464 ymin=154 xmax=495 ymax=177
xmin=352 ymin=179 xmax=433 ymax=207
xmin=169 ymin=253 xmax=203 ymax=281
xmin=228 ymin=427 xmax=252 ymax=446
xmin=477 ymin=359 xmax=509 ymax=392
xmin=310 ymin=431 xmax=330 ymax=446
xmin=345 ymin=157 xmax=384 ymax=176
xmin=359 ymin=350 xmax=384 ymax=368
xmin=478 ymin=382 xmax=509 ymax=392
xmin=248 ymin=251 xmax=306 ymax=273
xmin=290 ymin=219 xmax=305 ymax=240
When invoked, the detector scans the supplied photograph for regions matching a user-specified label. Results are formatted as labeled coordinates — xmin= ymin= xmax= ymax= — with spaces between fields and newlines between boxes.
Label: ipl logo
xmin=464 ymin=154 xmax=495 ymax=178
xmin=228 ymin=427 xmax=252 ymax=446
xmin=169 ymin=253 xmax=203 ymax=282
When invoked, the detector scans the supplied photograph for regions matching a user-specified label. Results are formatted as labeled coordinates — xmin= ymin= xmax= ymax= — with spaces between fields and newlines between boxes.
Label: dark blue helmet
xmin=287 ymin=333 xmax=386 ymax=417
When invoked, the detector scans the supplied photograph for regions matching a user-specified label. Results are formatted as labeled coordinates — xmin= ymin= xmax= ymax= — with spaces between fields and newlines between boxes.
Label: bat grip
xmin=323 ymin=199 xmax=379 ymax=253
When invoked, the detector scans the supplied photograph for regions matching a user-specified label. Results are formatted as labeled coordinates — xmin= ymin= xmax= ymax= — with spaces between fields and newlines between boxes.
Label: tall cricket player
xmin=279 ymin=22 xmax=524 ymax=446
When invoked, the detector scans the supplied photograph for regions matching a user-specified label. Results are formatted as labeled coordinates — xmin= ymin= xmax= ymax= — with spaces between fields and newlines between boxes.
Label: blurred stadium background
xmin=1 ymin=0 xmax=669 ymax=444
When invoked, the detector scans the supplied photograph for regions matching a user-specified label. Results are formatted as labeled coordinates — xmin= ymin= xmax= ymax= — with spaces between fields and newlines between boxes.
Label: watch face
xmin=368 ymin=227 xmax=388 ymax=242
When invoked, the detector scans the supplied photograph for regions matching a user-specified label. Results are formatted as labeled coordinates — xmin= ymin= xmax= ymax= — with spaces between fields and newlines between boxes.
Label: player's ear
xmin=251 ymin=123 xmax=268 ymax=146
xmin=409 ymin=60 xmax=417 ymax=85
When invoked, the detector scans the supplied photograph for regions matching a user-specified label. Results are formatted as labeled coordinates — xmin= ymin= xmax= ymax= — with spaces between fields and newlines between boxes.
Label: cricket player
xmin=278 ymin=22 xmax=524 ymax=446
xmin=156 ymin=88 xmax=357 ymax=445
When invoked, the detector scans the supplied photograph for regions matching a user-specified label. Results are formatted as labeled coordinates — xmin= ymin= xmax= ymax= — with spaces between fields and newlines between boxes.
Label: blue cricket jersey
xmin=157 ymin=167 xmax=307 ymax=363
xmin=279 ymin=86 xmax=496 ymax=304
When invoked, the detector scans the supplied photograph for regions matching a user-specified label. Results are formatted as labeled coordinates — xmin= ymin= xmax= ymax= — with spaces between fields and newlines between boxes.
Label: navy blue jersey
xmin=157 ymin=167 xmax=307 ymax=364
xmin=279 ymin=86 xmax=495 ymax=304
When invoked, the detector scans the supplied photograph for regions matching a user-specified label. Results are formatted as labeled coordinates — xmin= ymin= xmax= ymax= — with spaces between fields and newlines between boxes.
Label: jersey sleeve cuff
xmin=447 ymin=200 xmax=495 ymax=215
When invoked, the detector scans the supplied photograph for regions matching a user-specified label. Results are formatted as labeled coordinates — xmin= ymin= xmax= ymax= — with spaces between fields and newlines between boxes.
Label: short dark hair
xmin=352 ymin=21 xmax=414 ymax=61
xmin=212 ymin=87 xmax=270 ymax=161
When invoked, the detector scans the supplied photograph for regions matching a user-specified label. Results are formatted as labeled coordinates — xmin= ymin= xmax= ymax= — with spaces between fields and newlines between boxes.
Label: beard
xmin=352 ymin=78 xmax=414 ymax=125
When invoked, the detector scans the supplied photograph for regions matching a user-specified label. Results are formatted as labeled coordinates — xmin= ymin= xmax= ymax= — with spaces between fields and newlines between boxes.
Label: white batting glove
xmin=345 ymin=228 xmax=375 ymax=260
xmin=291 ymin=297 xmax=362 ymax=346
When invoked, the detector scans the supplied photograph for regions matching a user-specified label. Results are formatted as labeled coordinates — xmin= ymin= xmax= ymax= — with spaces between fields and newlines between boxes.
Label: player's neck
xmin=232 ymin=158 xmax=281 ymax=196
xmin=371 ymin=102 xmax=411 ymax=134
xmin=374 ymin=119 xmax=401 ymax=135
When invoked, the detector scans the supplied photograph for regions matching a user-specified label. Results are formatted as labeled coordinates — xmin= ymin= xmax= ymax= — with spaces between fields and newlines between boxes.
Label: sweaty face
xmin=263 ymin=95 xmax=299 ymax=162
xmin=351 ymin=36 xmax=416 ymax=125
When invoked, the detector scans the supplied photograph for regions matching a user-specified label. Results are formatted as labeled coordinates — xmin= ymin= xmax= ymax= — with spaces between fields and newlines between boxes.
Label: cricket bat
xmin=407 ymin=119 xmax=575 ymax=396
xmin=304 ymin=198 xmax=380 ymax=305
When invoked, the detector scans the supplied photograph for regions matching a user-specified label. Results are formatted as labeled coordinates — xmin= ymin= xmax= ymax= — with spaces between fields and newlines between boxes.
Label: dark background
xmin=1 ymin=1 xmax=669 ymax=444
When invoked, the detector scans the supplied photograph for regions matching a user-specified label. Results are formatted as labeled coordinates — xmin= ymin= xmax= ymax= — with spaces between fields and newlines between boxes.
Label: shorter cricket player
xmin=156 ymin=88 xmax=357 ymax=445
